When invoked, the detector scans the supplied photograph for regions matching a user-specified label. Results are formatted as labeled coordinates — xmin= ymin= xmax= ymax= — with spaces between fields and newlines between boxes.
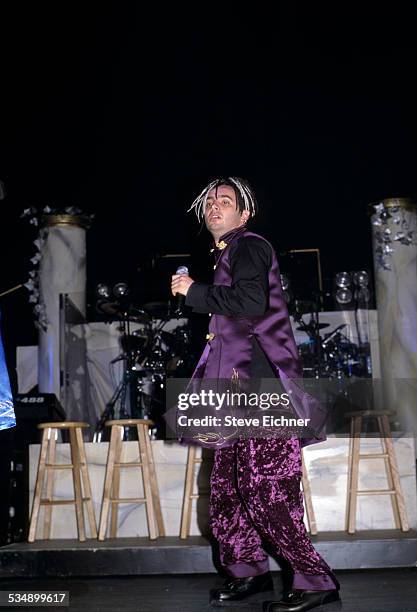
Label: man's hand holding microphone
xmin=171 ymin=265 xmax=194 ymax=317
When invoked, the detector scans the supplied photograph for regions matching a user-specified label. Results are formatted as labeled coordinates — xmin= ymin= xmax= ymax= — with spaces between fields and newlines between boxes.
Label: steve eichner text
xmin=177 ymin=390 xmax=290 ymax=411
xmin=177 ymin=414 xmax=311 ymax=427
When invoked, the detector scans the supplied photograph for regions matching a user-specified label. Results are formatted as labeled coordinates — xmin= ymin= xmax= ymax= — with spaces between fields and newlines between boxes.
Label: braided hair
xmin=187 ymin=177 xmax=258 ymax=222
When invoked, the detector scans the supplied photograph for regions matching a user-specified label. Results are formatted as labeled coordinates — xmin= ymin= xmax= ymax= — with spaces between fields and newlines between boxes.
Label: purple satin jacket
xmin=184 ymin=225 xmax=328 ymax=448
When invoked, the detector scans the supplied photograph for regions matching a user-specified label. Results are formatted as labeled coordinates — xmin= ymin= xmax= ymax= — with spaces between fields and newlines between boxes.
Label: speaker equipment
xmin=0 ymin=393 xmax=65 ymax=545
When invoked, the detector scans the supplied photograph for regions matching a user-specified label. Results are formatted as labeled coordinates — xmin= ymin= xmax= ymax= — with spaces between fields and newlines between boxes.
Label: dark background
xmin=1 ymin=3 xmax=417 ymax=387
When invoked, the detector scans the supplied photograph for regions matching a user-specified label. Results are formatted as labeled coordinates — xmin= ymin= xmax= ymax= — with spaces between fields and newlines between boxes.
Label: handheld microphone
xmin=174 ymin=265 xmax=189 ymax=318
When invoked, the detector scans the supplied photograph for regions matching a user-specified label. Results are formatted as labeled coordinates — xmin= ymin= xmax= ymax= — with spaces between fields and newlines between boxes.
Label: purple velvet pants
xmin=209 ymin=436 xmax=340 ymax=591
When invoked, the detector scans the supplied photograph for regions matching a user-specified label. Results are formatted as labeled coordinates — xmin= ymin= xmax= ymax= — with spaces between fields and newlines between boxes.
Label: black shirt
xmin=185 ymin=234 xmax=276 ymax=377
xmin=185 ymin=236 xmax=272 ymax=317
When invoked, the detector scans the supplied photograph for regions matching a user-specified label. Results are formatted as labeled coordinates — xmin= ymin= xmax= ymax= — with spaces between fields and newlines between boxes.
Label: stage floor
xmin=0 ymin=569 xmax=416 ymax=611
xmin=1 ymin=531 xmax=416 ymax=579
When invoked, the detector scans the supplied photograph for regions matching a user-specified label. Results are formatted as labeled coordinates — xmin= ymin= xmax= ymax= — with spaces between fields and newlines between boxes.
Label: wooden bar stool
xmin=98 ymin=419 xmax=164 ymax=540
xmin=345 ymin=410 xmax=409 ymax=534
xmin=301 ymin=451 xmax=317 ymax=535
xmin=180 ymin=445 xmax=317 ymax=538
xmin=180 ymin=444 xmax=203 ymax=539
xmin=28 ymin=422 xmax=97 ymax=542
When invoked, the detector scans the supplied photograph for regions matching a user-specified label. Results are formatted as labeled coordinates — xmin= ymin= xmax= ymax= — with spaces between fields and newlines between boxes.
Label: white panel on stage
xmin=28 ymin=436 xmax=417 ymax=539
xmin=17 ymin=310 xmax=380 ymax=423
xmin=16 ymin=346 xmax=38 ymax=393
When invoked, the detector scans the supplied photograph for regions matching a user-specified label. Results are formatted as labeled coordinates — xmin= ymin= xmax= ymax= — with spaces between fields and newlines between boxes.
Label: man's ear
xmin=241 ymin=210 xmax=250 ymax=223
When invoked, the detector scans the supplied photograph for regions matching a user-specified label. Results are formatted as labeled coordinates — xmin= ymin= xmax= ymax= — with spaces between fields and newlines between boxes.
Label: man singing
xmin=171 ymin=177 xmax=340 ymax=611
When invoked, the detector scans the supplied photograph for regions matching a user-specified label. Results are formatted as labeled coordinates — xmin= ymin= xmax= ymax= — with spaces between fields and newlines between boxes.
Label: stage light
xmin=335 ymin=288 xmax=353 ymax=305
xmin=333 ymin=270 xmax=372 ymax=309
xmin=353 ymin=271 xmax=369 ymax=287
xmin=96 ymin=283 xmax=111 ymax=299
xmin=113 ymin=283 xmax=129 ymax=298
xmin=335 ymin=272 xmax=351 ymax=288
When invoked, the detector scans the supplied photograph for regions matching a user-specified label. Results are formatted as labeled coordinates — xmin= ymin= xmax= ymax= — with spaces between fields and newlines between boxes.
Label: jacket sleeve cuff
xmin=185 ymin=282 xmax=210 ymax=310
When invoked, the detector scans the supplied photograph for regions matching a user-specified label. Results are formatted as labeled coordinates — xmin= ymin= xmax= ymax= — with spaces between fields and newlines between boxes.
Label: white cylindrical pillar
xmin=370 ymin=198 xmax=417 ymax=447
xmin=38 ymin=215 xmax=89 ymax=399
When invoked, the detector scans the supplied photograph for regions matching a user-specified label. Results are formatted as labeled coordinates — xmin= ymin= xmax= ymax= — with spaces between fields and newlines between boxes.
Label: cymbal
xmin=120 ymin=334 xmax=148 ymax=354
xmin=97 ymin=301 xmax=120 ymax=316
xmin=296 ymin=322 xmax=330 ymax=331
xmin=97 ymin=301 xmax=151 ymax=324
xmin=128 ymin=308 xmax=152 ymax=324
xmin=142 ymin=301 xmax=172 ymax=319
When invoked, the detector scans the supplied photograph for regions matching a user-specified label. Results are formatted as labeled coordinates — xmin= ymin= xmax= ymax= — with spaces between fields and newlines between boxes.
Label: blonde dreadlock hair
xmin=187 ymin=177 xmax=258 ymax=222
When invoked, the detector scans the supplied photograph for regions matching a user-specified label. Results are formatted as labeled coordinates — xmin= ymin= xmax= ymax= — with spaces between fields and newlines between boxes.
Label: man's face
xmin=204 ymin=185 xmax=248 ymax=236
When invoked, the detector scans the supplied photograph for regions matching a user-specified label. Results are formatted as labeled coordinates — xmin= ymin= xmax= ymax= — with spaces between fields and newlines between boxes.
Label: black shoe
xmin=210 ymin=572 xmax=274 ymax=606
xmin=262 ymin=588 xmax=340 ymax=611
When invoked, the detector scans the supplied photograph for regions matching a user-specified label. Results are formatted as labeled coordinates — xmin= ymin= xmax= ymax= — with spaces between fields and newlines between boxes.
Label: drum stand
xmin=93 ymin=311 xmax=144 ymax=442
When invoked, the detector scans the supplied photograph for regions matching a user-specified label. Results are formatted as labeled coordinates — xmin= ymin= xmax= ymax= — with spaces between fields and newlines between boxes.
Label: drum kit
xmin=93 ymin=289 xmax=371 ymax=438
xmin=294 ymin=302 xmax=370 ymax=379
xmin=94 ymin=299 xmax=195 ymax=440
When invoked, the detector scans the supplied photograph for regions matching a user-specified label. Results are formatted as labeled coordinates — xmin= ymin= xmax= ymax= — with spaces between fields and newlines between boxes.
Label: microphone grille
xmin=176 ymin=265 xmax=189 ymax=275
